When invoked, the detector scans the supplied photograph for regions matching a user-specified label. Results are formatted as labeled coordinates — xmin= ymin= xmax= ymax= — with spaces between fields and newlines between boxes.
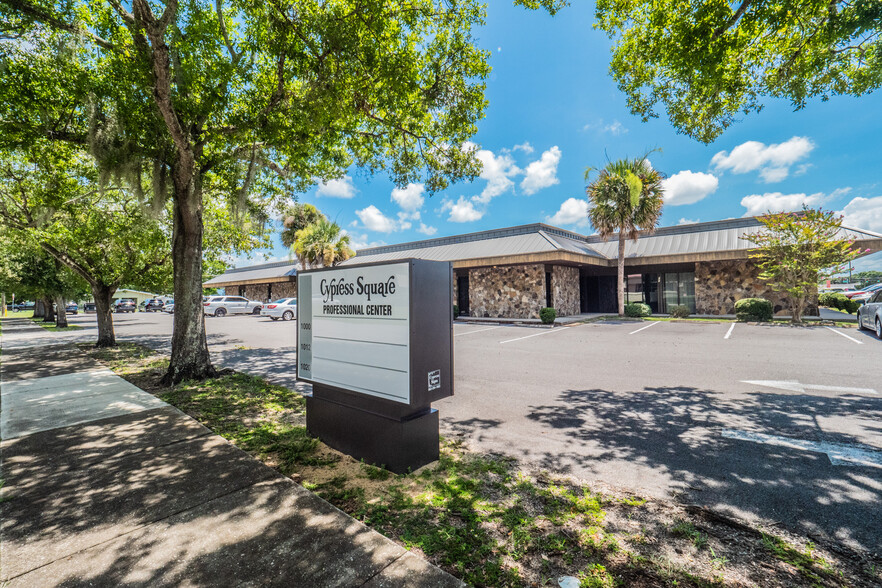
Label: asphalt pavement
xmin=58 ymin=311 xmax=882 ymax=555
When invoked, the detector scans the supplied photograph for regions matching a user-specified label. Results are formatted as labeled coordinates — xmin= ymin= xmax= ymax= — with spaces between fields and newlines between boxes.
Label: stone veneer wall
xmin=468 ymin=264 xmax=545 ymax=318
xmin=551 ymin=265 xmax=580 ymax=316
xmin=241 ymin=281 xmax=297 ymax=302
xmin=694 ymin=260 xmax=818 ymax=316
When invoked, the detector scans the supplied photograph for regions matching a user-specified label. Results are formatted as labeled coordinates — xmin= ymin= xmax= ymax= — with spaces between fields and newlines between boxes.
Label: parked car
xmin=65 ymin=302 xmax=78 ymax=315
xmin=260 ymin=298 xmax=297 ymax=321
xmin=849 ymin=283 xmax=882 ymax=303
xmin=162 ymin=301 xmax=175 ymax=313
xmin=144 ymin=298 xmax=167 ymax=312
xmin=113 ymin=298 xmax=137 ymax=313
xmin=83 ymin=302 xmax=97 ymax=313
xmin=845 ymin=283 xmax=882 ymax=299
xmin=203 ymin=296 xmax=262 ymax=317
xmin=857 ymin=290 xmax=882 ymax=339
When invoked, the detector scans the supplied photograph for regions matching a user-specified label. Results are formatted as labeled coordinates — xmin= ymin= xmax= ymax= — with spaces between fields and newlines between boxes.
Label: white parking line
xmin=454 ymin=326 xmax=503 ymax=337
xmin=628 ymin=322 xmax=660 ymax=335
xmin=824 ymin=326 xmax=863 ymax=345
xmin=722 ymin=429 xmax=882 ymax=469
xmin=500 ymin=328 xmax=566 ymax=344
xmin=724 ymin=323 xmax=735 ymax=339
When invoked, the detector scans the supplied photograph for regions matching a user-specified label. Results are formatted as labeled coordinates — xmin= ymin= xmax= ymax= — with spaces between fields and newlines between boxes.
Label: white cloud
xmin=678 ymin=218 xmax=699 ymax=225
xmin=513 ymin=142 xmax=534 ymax=154
xmin=604 ymin=121 xmax=627 ymax=135
xmin=547 ymin=198 xmax=590 ymax=227
xmin=346 ymin=231 xmax=386 ymax=251
xmin=583 ymin=119 xmax=628 ymax=135
xmin=356 ymin=205 xmax=398 ymax=233
xmin=711 ymin=136 xmax=815 ymax=183
xmin=391 ymin=183 xmax=425 ymax=211
xmin=662 ymin=170 xmax=719 ymax=206
xmin=469 ymin=143 xmax=522 ymax=204
xmin=740 ymin=191 xmax=828 ymax=217
xmin=520 ymin=146 xmax=561 ymax=195
xmin=417 ymin=223 xmax=437 ymax=236
xmin=442 ymin=197 xmax=484 ymax=223
xmin=839 ymin=195 xmax=882 ymax=233
xmin=316 ymin=176 xmax=357 ymax=199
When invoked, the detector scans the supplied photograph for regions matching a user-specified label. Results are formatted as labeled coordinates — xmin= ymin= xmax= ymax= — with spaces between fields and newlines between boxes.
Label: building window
xmin=625 ymin=274 xmax=643 ymax=304
xmin=662 ymin=272 xmax=696 ymax=313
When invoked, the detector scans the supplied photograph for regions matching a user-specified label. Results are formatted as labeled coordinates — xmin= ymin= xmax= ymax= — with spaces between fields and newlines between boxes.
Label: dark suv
xmin=113 ymin=298 xmax=137 ymax=313
xmin=145 ymin=299 xmax=166 ymax=312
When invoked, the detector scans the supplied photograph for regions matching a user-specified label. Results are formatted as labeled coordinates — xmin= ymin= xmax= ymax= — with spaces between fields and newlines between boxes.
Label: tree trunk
xmin=55 ymin=295 xmax=68 ymax=328
xmin=93 ymin=284 xmax=116 ymax=347
xmin=43 ymin=296 xmax=56 ymax=322
xmin=617 ymin=231 xmax=626 ymax=316
xmin=34 ymin=299 xmax=45 ymax=318
xmin=164 ymin=174 xmax=214 ymax=385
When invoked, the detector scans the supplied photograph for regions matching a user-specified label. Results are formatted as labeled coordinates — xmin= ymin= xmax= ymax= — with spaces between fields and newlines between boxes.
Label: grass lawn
xmin=2 ymin=310 xmax=35 ymax=319
xmin=83 ymin=343 xmax=881 ymax=588
xmin=30 ymin=317 xmax=83 ymax=331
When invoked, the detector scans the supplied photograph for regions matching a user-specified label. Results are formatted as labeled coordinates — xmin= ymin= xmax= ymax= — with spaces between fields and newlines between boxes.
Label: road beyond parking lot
xmin=60 ymin=312 xmax=882 ymax=554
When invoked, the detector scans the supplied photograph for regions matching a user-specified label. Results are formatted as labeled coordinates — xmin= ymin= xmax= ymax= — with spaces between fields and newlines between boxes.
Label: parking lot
xmin=53 ymin=312 xmax=882 ymax=553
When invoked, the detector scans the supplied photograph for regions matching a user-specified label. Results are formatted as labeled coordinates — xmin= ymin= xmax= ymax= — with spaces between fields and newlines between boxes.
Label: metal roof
xmin=208 ymin=217 xmax=882 ymax=283
xmin=203 ymin=260 xmax=300 ymax=286
xmin=346 ymin=217 xmax=882 ymax=267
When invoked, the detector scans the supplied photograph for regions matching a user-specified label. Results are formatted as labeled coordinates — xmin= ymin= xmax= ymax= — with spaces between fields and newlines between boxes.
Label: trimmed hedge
xmin=819 ymin=292 xmax=860 ymax=314
xmin=624 ymin=302 xmax=652 ymax=318
xmin=669 ymin=305 xmax=691 ymax=319
xmin=539 ymin=307 xmax=557 ymax=324
xmin=735 ymin=298 xmax=773 ymax=322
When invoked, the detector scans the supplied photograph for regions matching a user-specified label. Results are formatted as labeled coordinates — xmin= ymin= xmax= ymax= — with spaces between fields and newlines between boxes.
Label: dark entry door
xmin=581 ymin=275 xmax=617 ymax=313
xmin=457 ymin=275 xmax=469 ymax=316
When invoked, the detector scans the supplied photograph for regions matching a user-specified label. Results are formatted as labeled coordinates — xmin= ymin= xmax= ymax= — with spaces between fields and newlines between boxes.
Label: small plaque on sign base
xmin=298 ymin=259 xmax=454 ymax=474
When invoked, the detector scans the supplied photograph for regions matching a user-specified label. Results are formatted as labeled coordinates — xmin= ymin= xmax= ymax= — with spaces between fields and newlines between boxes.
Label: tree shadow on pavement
xmin=515 ymin=385 xmax=882 ymax=553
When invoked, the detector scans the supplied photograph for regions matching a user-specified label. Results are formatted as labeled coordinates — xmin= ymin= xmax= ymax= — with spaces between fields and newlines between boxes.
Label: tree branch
xmin=713 ymin=0 xmax=753 ymax=40
xmin=0 ymin=0 xmax=119 ymax=51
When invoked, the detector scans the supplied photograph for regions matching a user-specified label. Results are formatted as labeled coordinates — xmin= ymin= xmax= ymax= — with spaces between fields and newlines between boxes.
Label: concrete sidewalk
xmin=0 ymin=318 xmax=464 ymax=587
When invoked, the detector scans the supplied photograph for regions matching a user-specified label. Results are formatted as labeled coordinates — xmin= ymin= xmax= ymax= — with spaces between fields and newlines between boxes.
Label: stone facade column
xmin=694 ymin=260 xmax=818 ymax=316
xmin=468 ymin=264 xmax=545 ymax=318
xmin=551 ymin=265 xmax=580 ymax=316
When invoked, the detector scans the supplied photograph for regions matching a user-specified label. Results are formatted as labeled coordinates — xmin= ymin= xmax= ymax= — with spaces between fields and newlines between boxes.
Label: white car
xmin=162 ymin=302 xmax=175 ymax=314
xmin=261 ymin=298 xmax=297 ymax=321
xmin=203 ymin=295 xmax=263 ymax=317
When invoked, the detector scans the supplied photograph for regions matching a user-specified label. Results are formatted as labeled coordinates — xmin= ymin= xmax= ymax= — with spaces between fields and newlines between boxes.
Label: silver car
xmin=260 ymin=298 xmax=297 ymax=321
xmin=203 ymin=295 xmax=263 ymax=317
xmin=857 ymin=290 xmax=882 ymax=339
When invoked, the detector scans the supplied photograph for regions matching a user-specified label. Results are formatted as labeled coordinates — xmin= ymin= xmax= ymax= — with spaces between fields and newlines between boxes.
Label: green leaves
xmin=586 ymin=156 xmax=664 ymax=240
xmin=596 ymin=1 xmax=882 ymax=143
xmin=743 ymin=207 xmax=862 ymax=322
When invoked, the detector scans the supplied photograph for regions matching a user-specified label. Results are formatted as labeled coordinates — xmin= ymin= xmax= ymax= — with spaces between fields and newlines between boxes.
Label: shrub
xmin=735 ymin=298 xmax=773 ymax=322
xmin=669 ymin=304 xmax=690 ymax=318
xmin=820 ymin=292 xmax=850 ymax=311
xmin=624 ymin=302 xmax=652 ymax=317
xmin=539 ymin=307 xmax=556 ymax=324
xmin=843 ymin=299 xmax=861 ymax=314
xmin=453 ymin=304 xmax=459 ymax=318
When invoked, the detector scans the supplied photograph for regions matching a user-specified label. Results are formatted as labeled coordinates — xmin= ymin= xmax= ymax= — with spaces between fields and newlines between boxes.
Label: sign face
xmin=297 ymin=262 xmax=411 ymax=403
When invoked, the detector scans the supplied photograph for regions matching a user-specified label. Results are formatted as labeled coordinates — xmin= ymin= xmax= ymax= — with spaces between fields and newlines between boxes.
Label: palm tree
xmin=292 ymin=218 xmax=355 ymax=268
xmin=280 ymin=203 xmax=326 ymax=248
xmin=586 ymin=156 xmax=665 ymax=316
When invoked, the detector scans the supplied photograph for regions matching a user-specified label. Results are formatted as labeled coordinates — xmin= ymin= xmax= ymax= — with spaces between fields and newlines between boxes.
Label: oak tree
xmin=595 ymin=1 xmax=882 ymax=142
xmin=0 ymin=0 xmax=534 ymax=383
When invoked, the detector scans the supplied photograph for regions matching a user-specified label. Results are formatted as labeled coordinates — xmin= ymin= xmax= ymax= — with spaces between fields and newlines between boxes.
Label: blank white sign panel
xmin=298 ymin=263 xmax=411 ymax=403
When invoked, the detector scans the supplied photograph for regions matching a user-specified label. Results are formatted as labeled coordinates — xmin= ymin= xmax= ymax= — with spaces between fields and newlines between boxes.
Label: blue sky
xmin=248 ymin=1 xmax=882 ymax=274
